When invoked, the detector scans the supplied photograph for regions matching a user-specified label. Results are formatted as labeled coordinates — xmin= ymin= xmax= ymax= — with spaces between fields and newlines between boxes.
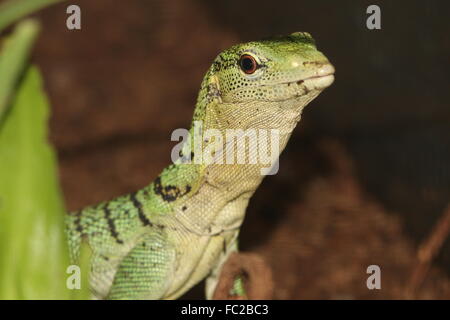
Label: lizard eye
xmin=239 ymin=54 xmax=258 ymax=74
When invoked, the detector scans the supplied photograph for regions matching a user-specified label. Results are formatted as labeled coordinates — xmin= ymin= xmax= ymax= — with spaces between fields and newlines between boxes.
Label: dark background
xmin=27 ymin=0 xmax=450 ymax=298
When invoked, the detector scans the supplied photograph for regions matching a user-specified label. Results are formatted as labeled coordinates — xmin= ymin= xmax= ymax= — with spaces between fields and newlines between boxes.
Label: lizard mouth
xmin=295 ymin=73 xmax=335 ymax=91
xmin=294 ymin=62 xmax=335 ymax=90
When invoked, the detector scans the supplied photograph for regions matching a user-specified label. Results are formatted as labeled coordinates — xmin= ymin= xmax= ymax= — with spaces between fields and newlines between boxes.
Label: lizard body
xmin=66 ymin=32 xmax=334 ymax=299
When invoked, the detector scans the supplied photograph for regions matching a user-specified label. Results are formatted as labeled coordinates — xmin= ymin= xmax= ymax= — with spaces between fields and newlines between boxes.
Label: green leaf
xmin=0 ymin=66 xmax=89 ymax=299
xmin=0 ymin=19 xmax=40 ymax=122
xmin=0 ymin=0 xmax=64 ymax=32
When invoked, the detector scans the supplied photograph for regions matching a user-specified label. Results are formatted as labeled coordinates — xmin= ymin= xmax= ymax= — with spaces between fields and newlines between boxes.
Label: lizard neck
xmin=199 ymin=97 xmax=311 ymax=195
xmin=145 ymin=71 xmax=320 ymax=234
xmin=170 ymin=94 xmax=318 ymax=235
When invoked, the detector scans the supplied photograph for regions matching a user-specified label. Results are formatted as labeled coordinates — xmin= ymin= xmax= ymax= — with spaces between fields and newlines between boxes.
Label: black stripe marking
xmin=74 ymin=210 xmax=83 ymax=233
xmin=222 ymin=238 xmax=227 ymax=254
xmin=103 ymin=205 xmax=124 ymax=244
xmin=153 ymin=177 xmax=191 ymax=203
xmin=130 ymin=192 xmax=153 ymax=227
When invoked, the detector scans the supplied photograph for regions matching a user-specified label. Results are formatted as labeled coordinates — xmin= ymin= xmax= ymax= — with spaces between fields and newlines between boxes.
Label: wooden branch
xmin=406 ymin=203 xmax=450 ymax=298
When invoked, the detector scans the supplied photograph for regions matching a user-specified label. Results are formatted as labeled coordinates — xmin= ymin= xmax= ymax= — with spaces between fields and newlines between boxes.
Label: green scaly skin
xmin=65 ymin=32 xmax=335 ymax=300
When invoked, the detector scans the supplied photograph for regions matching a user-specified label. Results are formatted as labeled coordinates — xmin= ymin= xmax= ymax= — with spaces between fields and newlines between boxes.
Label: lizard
xmin=65 ymin=32 xmax=335 ymax=300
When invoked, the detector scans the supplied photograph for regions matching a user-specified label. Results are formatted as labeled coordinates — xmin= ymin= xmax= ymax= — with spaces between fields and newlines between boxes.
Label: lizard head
xmin=185 ymin=33 xmax=334 ymax=176
xmin=208 ymin=32 xmax=334 ymax=104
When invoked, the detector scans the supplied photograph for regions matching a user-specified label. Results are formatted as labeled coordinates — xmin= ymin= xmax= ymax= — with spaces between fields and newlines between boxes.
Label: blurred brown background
xmin=27 ymin=0 xmax=450 ymax=298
